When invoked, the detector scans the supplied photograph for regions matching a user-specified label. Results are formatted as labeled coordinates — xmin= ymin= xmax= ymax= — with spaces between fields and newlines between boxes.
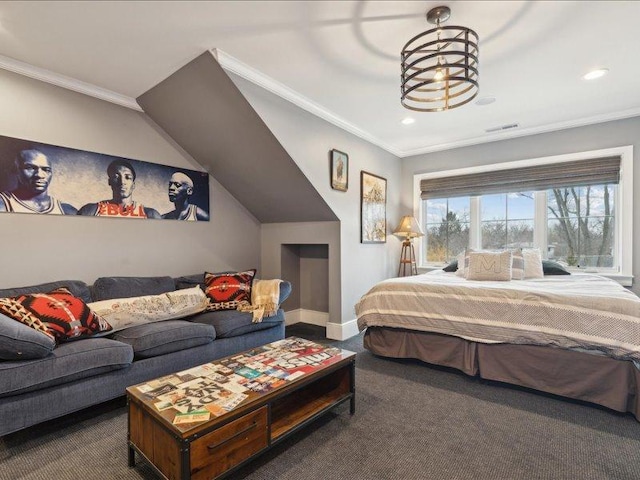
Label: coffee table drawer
xmin=190 ymin=406 xmax=268 ymax=480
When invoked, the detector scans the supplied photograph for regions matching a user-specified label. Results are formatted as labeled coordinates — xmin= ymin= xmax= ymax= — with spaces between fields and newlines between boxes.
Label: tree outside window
xmin=547 ymin=184 xmax=614 ymax=268
xmin=424 ymin=197 xmax=470 ymax=262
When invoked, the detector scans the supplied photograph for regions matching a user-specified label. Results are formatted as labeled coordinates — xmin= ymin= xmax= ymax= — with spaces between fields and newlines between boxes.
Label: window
xmin=415 ymin=147 xmax=633 ymax=284
xmin=425 ymin=197 xmax=470 ymax=262
xmin=481 ymin=192 xmax=534 ymax=250
xmin=547 ymin=185 xmax=615 ymax=268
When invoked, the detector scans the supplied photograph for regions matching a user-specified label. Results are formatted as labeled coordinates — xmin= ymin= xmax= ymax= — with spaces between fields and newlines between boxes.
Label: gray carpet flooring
xmin=2 ymin=324 xmax=640 ymax=480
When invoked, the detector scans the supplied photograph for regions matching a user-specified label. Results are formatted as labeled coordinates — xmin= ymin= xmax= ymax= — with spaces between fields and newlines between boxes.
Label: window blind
xmin=420 ymin=156 xmax=621 ymax=199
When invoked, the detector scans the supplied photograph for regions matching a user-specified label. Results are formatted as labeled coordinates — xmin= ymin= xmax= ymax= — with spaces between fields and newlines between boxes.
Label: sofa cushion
xmin=92 ymin=276 xmax=175 ymax=301
xmin=0 ymin=280 xmax=92 ymax=304
xmin=0 ymin=287 xmax=112 ymax=343
xmin=110 ymin=320 xmax=215 ymax=359
xmin=88 ymin=286 xmax=208 ymax=333
xmin=204 ymin=270 xmax=256 ymax=311
xmin=175 ymin=273 xmax=206 ymax=290
xmin=190 ymin=308 xmax=284 ymax=339
xmin=0 ymin=338 xmax=132 ymax=398
xmin=0 ymin=313 xmax=56 ymax=360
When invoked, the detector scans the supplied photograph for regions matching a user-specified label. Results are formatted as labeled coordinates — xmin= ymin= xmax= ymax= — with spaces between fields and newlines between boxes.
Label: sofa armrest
xmin=278 ymin=280 xmax=292 ymax=305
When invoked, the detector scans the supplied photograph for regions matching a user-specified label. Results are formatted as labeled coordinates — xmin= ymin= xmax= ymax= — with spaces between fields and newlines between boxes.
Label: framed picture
xmin=330 ymin=149 xmax=348 ymax=192
xmin=360 ymin=171 xmax=387 ymax=243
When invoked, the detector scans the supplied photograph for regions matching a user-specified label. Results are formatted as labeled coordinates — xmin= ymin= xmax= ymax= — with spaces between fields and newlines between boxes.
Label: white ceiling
xmin=1 ymin=1 xmax=639 ymax=157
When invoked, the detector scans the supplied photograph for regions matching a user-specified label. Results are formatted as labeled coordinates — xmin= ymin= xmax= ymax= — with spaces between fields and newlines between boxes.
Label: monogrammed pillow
xmin=466 ymin=250 xmax=513 ymax=281
xmin=457 ymin=249 xmax=523 ymax=280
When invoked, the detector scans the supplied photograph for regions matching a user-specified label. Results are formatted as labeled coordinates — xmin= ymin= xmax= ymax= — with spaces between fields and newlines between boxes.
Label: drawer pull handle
xmin=207 ymin=422 xmax=258 ymax=451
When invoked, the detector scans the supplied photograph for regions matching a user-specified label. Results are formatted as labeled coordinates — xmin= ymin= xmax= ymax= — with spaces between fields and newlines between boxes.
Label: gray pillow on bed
xmin=443 ymin=260 xmax=458 ymax=272
xmin=542 ymin=260 xmax=571 ymax=275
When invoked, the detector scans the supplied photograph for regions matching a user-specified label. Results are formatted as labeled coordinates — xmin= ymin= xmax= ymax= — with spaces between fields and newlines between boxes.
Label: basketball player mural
xmin=78 ymin=159 xmax=161 ymax=218
xmin=0 ymin=149 xmax=77 ymax=215
xmin=162 ymin=172 xmax=209 ymax=221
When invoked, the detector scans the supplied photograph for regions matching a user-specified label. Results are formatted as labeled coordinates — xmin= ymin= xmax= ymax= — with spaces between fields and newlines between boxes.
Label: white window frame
xmin=413 ymin=146 xmax=633 ymax=286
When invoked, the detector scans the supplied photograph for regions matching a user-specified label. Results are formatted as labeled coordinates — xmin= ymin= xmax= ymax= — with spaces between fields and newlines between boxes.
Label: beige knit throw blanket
xmin=237 ymin=279 xmax=281 ymax=323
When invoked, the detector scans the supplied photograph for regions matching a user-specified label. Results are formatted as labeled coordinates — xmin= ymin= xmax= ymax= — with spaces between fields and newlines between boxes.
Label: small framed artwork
xmin=330 ymin=149 xmax=348 ymax=192
xmin=360 ymin=171 xmax=387 ymax=243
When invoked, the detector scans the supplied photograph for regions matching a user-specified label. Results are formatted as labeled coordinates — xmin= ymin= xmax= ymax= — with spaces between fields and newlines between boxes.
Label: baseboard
xmin=284 ymin=309 xmax=329 ymax=327
xmin=285 ymin=310 xmax=360 ymax=341
xmin=326 ymin=318 xmax=360 ymax=341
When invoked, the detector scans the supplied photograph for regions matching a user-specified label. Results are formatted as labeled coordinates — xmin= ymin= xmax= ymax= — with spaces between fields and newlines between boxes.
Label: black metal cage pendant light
xmin=401 ymin=5 xmax=479 ymax=112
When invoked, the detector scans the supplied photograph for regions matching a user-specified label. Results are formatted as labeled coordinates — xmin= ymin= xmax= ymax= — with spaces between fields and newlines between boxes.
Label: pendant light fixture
xmin=401 ymin=5 xmax=479 ymax=112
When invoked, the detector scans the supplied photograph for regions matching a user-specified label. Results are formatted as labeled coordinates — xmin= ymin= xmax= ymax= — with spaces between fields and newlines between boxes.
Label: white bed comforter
xmin=356 ymin=271 xmax=640 ymax=362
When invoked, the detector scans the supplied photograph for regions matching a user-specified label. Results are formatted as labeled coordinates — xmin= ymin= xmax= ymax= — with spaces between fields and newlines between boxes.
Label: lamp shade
xmin=393 ymin=216 xmax=424 ymax=239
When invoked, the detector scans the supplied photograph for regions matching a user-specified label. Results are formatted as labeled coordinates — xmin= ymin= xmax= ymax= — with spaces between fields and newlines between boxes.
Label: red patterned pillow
xmin=0 ymin=287 xmax=112 ymax=343
xmin=204 ymin=270 xmax=256 ymax=311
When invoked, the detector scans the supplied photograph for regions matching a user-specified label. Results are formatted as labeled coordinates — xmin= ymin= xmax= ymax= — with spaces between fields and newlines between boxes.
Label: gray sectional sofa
xmin=0 ymin=273 xmax=291 ymax=437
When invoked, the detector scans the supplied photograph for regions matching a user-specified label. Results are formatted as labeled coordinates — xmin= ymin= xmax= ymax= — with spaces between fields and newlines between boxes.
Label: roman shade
xmin=420 ymin=156 xmax=621 ymax=199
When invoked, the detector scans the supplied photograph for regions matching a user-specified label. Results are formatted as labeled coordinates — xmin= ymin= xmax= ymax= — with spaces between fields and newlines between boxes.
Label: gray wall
xmin=0 ymin=69 xmax=261 ymax=288
xmin=137 ymin=52 xmax=337 ymax=224
xmin=279 ymin=244 xmax=329 ymax=313
xmin=299 ymin=244 xmax=329 ymax=312
xmin=280 ymin=244 xmax=302 ymax=310
xmin=231 ymin=74 xmax=403 ymax=326
xmin=402 ymin=116 xmax=640 ymax=295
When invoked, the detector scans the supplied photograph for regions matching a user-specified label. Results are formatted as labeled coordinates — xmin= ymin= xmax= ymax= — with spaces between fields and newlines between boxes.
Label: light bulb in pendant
xmin=433 ymin=56 xmax=445 ymax=82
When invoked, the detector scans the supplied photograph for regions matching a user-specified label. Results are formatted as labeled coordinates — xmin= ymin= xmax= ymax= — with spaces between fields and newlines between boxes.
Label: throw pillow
xmin=522 ymin=248 xmax=544 ymax=279
xmin=204 ymin=269 xmax=256 ymax=311
xmin=0 ymin=287 xmax=112 ymax=343
xmin=0 ymin=312 xmax=56 ymax=360
xmin=443 ymin=260 xmax=458 ymax=272
xmin=466 ymin=250 xmax=513 ymax=281
xmin=88 ymin=286 xmax=209 ymax=333
xmin=455 ymin=251 xmax=467 ymax=277
xmin=542 ymin=260 xmax=571 ymax=275
xmin=510 ymin=249 xmax=525 ymax=280
xmin=457 ymin=249 xmax=523 ymax=280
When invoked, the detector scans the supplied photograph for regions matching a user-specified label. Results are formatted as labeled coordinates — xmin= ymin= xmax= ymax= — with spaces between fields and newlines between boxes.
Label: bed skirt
xmin=363 ymin=326 xmax=640 ymax=419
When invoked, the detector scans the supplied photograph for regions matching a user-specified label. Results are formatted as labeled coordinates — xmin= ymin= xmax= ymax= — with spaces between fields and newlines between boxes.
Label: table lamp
xmin=393 ymin=216 xmax=424 ymax=276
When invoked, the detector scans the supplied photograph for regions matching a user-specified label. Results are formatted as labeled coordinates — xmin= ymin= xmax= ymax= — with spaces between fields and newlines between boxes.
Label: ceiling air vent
xmin=485 ymin=123 xmax=519 ymax=133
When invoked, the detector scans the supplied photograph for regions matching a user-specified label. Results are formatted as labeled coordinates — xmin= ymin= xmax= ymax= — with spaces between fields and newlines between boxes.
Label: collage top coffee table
xmin=126 ymin=337 xmax=356 ymax=480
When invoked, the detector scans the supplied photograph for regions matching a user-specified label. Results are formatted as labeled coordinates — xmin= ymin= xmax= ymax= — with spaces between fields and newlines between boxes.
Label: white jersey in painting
xmin=180 ymin=204 xmax=198 ymax=221
xmin=0 ymin=191 xmax=65 ymax=215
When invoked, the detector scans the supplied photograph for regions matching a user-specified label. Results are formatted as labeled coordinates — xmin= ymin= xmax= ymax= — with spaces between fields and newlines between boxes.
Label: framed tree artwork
xmin=330 ymin=149 xmax=348 ymax=191
xmin=360 ymin=171 xmax=387 ymax=243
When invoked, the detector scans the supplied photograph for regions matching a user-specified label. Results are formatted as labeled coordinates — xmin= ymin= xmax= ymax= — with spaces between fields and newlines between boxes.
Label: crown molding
xmin=214 ymin=49 xmax=403 ymax=157
xmin=0 ymin=54 xmax=142 ymax=112
xmin=1 ymin=51 xmax=638 ymax=160
xmin=399 ymin=107 xmax=640 ymax=157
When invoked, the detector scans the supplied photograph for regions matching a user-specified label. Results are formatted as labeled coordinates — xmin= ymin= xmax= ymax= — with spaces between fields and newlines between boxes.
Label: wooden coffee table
xmin=126 ymin=337 xmax=356 ymax=480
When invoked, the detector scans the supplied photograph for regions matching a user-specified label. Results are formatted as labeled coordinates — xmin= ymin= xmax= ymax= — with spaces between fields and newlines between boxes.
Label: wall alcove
xmin=281 ymin=243 xmax=329 ymax=328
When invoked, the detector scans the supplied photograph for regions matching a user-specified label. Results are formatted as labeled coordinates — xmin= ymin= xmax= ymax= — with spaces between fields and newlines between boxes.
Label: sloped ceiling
xmin=137 ymin=51 xmax=337 ymax=224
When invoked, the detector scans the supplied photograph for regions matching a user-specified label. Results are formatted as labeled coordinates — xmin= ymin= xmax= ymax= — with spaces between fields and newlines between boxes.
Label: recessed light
xmin=401 ymin=117 xmax=415 ymax=125
xmin=583 ymin=68 xmax=609 ymax=80
xmin=475 ymin=96 xmax=496 ymax=106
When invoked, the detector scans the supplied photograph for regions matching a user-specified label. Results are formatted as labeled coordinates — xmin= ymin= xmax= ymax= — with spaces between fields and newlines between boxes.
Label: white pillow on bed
xmin=456 ymin=249 xmax=522 ymax=280
xmin=466 ymin=250 xmax=513 ymax=281
xmin=522 ymin=248 xmax=544 ymax=278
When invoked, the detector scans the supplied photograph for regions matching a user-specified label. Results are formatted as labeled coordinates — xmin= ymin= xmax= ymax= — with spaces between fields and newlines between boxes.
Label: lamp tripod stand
xmin=398 ymin=237 xmax=418 ymax=276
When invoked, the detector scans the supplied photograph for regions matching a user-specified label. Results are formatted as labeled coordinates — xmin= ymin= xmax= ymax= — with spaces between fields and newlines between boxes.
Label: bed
xmin=355 ymin=270 xmax=640 ymax=419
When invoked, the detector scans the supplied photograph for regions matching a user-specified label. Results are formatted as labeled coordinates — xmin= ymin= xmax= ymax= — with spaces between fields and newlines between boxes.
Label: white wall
xmin=0 ymin=69 xmax=261 ymax=288
xmin=230 ymin=73 xmax=402 ymax=330
xmin=402 ymin=116 xmax=640 ymax=295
